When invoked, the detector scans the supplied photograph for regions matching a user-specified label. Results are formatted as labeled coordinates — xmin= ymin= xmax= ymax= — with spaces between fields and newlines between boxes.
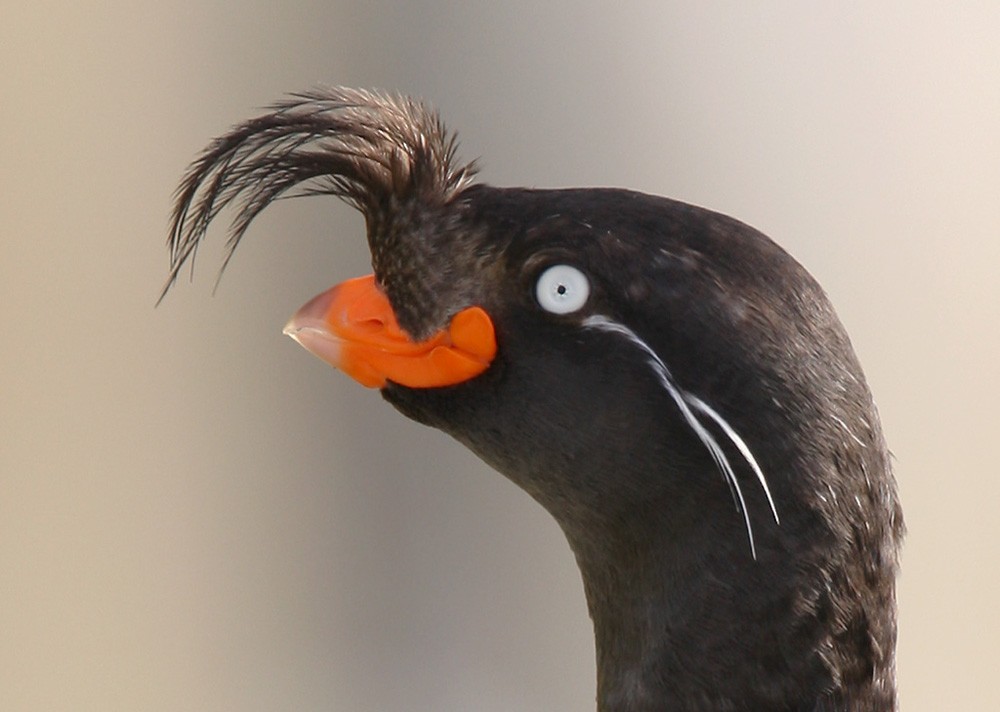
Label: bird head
xmin=165 ymin=87 xmax=903 ymax=711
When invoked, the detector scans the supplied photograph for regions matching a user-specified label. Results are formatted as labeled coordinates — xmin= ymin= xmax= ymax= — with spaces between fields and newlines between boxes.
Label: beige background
xmin=3 ymin=2 xmax=997 ymax=710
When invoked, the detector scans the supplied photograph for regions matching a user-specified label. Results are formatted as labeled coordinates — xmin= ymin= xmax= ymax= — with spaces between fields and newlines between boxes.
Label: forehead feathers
xmin=163 ymin=87 xmax=478 ymax=300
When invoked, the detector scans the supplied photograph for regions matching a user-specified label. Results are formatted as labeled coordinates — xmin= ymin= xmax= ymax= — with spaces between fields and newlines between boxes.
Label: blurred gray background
xmin=3 ymin=2 xmax=997 ymax=710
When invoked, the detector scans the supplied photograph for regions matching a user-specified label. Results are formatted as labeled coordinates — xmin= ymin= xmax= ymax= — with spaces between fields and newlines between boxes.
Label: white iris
xmin=535 ymin=264 xmax=590 ymax=315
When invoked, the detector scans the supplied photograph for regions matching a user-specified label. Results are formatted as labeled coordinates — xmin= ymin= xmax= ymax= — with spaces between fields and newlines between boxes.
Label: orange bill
xmin=284 ymin=274 xmax=497 ymax=389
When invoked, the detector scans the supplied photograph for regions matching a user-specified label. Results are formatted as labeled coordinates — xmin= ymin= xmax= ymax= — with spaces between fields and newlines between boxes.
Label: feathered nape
xmin=161 ymin=87 xmax=478 ymax=301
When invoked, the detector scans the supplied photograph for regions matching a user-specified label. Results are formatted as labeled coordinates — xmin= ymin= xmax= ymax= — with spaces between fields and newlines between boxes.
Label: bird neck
xmin=573 ymin=515 xmax=751 ymax=712
xmin=565 ymin=495 xmax=894 ymax=712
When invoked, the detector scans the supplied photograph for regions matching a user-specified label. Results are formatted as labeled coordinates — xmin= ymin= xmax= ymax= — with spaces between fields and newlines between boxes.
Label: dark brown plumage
xmin=165 ymin=87 xmax=903 ymax=711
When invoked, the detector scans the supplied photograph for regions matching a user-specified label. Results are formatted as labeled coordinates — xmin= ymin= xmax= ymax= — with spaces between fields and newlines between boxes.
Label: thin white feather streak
xmin=582 ymin=315 xmax=766 ymax=559
xmin=685 ymin=395 xmax=779 ymax=524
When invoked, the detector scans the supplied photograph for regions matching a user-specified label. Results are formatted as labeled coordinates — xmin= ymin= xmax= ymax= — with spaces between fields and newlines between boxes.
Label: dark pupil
xmin=556 ymin=284 xmax=567 ymax=295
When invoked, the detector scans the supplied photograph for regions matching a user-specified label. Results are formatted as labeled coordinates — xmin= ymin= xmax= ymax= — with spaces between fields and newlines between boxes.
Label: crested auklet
xmin=164 ymin=87 xmax=903 ymax=711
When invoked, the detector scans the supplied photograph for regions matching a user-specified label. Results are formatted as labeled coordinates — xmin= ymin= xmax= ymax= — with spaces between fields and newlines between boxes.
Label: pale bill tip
xmin=282 ymin=319 xmax=343 ymax=367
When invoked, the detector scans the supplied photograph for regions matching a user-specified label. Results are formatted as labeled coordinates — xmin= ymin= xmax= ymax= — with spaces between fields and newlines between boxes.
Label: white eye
xmin=535 ymin=264 xmax=590 ymax=315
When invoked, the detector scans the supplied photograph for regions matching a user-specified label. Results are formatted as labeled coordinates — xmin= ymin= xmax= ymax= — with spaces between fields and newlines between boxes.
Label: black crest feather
xmin=161 ymin=86 xmax=478 ymax=302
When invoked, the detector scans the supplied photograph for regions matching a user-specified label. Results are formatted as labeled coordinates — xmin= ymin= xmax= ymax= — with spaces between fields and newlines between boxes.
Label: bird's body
xmin=165 ymin=88 xmax=903 ymax=711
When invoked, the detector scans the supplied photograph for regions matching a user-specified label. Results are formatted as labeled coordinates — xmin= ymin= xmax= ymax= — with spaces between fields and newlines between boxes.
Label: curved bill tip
xmin=283 ymin=289 xmax=348 ymax=374
xmin=283 ymin=320 xmax=343 ymax=365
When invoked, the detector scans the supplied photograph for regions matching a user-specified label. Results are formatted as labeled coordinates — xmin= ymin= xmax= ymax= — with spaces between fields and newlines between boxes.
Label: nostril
xmin=353 ymin=316 xmax=387 ymax=333
xmin=324 ymin=275 xmax=410 ymax=341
